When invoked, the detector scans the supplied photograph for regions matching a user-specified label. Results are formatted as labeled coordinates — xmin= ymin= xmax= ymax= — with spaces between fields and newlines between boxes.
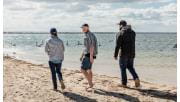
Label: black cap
xmin=118 ymin=20 xmax=127 ymax=26
xmin=81 ymin=23 xmax=89 ymax=28
xmin=50 ymin=28 xmax=57 ymax=34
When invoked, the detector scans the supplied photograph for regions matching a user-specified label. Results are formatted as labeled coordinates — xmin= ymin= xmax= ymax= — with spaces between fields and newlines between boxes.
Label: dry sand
xmin=3 ymin=56 xmax=177 ymax=102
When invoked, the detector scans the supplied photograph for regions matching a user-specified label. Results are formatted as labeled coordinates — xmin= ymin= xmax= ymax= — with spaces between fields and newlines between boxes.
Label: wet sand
xmin=3 ymin=56 xmax=177 ymax=102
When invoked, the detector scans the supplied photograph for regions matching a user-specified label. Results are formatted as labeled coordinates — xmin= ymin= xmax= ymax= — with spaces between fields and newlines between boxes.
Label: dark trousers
xmin=49 ymin=61 xmax=63 ymax=89
xmin=119 ymin=57 xmax=139 ymax=85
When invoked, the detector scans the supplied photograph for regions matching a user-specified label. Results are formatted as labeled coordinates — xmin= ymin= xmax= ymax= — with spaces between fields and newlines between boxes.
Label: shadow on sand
xmin=63 ymin=91 xmax=97 ymax=102
xmin=126 ymin=87 xmax=177 ymax=101
xmin=94 ymin=89 xmax=140 ymax=102
xmin=55 ymin=87 xmax=176 ymax=102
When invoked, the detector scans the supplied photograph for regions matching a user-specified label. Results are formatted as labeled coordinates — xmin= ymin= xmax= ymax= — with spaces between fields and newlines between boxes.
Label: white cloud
xmin=26 ymin=0 xmax=173 ymax=4
xmin=3 ymin=0 xmax=177 ymax=32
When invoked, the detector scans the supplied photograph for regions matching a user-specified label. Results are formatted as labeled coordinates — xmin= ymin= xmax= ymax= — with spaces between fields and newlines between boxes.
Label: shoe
xmin=60 ymin=80 xmax=65 ymax=90
xmin=53 ymin=88 xmax=58 ymax=91
xmin=135 ymin=79 xmax=140 ymax=87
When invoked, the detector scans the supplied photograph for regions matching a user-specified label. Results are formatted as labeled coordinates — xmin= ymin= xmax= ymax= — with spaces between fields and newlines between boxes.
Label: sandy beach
xmin=3 ymin=56 xmax=177 ymax=102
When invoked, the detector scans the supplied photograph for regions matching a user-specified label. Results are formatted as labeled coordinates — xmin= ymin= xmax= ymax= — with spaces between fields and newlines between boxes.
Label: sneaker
xmin=60 ymin=80 xmax=65 ymax=90
xmin=135 ymin=79 xmax=140 ymax=87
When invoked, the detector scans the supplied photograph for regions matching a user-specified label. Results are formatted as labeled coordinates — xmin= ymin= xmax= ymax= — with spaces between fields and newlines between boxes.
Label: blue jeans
xmin=49 ymin=61 xmax=63 ymax=89
xmin=119 ymin=57 xmax=139 ymax=85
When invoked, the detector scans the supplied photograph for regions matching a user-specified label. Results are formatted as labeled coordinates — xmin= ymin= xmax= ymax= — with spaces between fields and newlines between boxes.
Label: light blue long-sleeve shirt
xmin=45 ymin=35 xmax=65 ymax=63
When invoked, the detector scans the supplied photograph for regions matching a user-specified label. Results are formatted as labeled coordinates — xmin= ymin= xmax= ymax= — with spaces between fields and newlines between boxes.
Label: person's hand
xmin=114 ymin=56 xmax=118 ymax=60
xmin=80 ymin=56 xmax=83 ymax=61
xmin=90 ymin=56 xmax=94 ymax=64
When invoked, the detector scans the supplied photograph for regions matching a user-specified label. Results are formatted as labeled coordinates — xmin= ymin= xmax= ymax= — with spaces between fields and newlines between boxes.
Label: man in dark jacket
xmin=114 ymin=20 xmax=140 ymax=87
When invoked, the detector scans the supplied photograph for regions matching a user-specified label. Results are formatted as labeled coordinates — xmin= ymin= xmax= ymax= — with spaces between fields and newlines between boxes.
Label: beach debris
xmin=36 ymin=40 xmax=44 ymax=47
xmin=77 ymin=41 xmax=82 ymax=45
xmin=9 ymin=42 xmax=16 ymax=46
xmin=66 ymin=41 xmax=69 ymax=46
xmin=159 ymin=49 xmax=163 ymax=51
xmin=41 ymin=40 xmax=44 ymax=45
xmin=109 ymin=40 xmax=113 ymax=42
xmin=98 ymin=42 xmax=102 ymax=47
xmin=173 ymin=44 xmax=177 ymax=48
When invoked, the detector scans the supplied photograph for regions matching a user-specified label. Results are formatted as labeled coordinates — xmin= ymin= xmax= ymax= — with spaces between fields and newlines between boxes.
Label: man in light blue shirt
xmin=45 ymin=28 xmax=65 ymax=91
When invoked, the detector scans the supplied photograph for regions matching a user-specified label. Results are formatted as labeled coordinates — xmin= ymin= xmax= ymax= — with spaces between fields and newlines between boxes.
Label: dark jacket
xmin=114 ymin=25 xmax=136 ymax=58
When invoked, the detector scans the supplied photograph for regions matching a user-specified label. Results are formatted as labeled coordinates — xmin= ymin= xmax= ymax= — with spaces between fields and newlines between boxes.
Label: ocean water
xmin=3 ymin=33 xmax=177 ymax=86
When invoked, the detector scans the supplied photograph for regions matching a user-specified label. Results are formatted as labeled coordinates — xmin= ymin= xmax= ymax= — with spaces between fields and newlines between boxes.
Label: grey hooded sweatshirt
xmin=45 ymin=35 xmax=65 ymax=63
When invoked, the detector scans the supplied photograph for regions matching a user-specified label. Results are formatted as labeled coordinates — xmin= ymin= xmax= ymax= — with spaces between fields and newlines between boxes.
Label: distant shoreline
xmin=3 ymin=32 xmax=177 ymax=34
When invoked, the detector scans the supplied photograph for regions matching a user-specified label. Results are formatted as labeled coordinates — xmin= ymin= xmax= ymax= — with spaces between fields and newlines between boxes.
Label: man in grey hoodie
xmin=45 ymin=28 xmax=65 ymax=91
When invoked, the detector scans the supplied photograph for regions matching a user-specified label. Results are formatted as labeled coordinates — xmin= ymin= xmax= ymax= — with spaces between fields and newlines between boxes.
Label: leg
xmin=49 ymin=61 xmax=57 ymax=90
xmin=127 ymin=58 xmax=139 ymax=80
xmin=55 ymin=63 xmax=65 ymax=90
xmin=87 ymin=69 xmax=93 ymax=87
xmin=127 ymin=58 xmax=140 ymax=87
xmin=81 ymin=57 xmax=94 ymax=90
xmin=81 ymin=69 xmax=90 ymax=83
xmin=119 ymin=57 xmax=128 ymax=85
xmin=55 ymin=63 xmax=63 ymax=81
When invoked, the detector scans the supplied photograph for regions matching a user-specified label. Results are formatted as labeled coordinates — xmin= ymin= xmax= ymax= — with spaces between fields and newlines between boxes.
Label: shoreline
xmin=3 ymin=56 xmax=177 ymax=102
xmin=3 ymin=54 xmax=177 ymax=87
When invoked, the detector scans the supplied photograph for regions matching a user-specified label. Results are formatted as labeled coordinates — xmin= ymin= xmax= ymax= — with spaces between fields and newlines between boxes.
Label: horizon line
xmin=3 ymin=31 xmax=177 ymax=33
xmin=3 ymin=31 xmax=177 ymax=34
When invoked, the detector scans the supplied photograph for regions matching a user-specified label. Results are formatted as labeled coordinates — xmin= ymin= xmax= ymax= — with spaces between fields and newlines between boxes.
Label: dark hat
xmin=81 ymin=23 xmax=89 ymax=28
xmin=117 ymin=20 xmax=127 ymax=26
xmin=50 ymin=28 xmax=57 ymax=34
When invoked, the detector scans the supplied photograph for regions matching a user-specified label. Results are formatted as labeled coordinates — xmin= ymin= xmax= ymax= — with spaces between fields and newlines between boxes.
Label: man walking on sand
xmin=80 ymin=24 xmax=98 ymax=91
xmin=114 ymin=20 xmax=140 ymax=88
xmin=45 ymin=28 xmax=65 ymax=91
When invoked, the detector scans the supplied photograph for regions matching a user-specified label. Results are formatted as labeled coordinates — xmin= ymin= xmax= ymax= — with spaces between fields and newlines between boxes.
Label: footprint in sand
xmin=77 ymin=77 xmax=84 ymax=82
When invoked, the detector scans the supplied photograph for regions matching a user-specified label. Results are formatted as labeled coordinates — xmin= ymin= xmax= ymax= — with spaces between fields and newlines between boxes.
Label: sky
xmin=4 ymin=0 xmax=177 ymax=32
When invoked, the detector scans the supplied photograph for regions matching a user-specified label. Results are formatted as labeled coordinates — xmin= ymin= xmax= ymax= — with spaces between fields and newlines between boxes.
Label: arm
xmin=90 ymin=45 xmax=94 ymax=63
xmin=45 ymin=41 xmax=49 ymax=55
xmin=89 ymin=34 xmax=95 ymax=63
xmin=114 ymin=33 xmax=123 ymax=59
xmin=80 ymin=52 xmax=84 ymax=61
